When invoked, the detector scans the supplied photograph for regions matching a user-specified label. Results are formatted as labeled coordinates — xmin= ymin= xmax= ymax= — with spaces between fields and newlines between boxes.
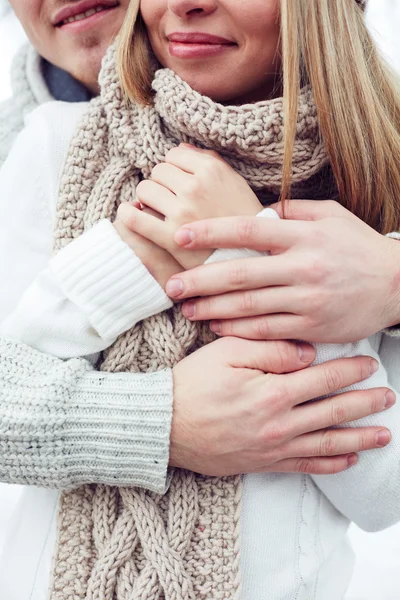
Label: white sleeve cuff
xmin=50 ymin=220 xmax=173 ymax=341
xmin=205 ymin=207 xmax=279 ymax=264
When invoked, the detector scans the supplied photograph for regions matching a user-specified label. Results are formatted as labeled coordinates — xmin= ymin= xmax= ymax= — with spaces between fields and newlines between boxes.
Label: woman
xmin=0 ymin=0 xmax=399 ymax=599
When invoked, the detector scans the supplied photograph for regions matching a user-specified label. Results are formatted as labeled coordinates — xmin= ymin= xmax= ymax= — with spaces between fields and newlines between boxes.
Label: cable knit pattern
xmin=47 ymin=42 xmax=330 ymax=600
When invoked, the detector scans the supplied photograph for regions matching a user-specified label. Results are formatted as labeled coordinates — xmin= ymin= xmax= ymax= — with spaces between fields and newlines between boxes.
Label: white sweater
xmin=0 ymin=101 xmax=399 ymax=600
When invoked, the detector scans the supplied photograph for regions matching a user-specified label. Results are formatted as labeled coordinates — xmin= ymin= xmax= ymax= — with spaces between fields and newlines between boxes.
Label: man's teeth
xmin=62 ymin=6 xmax=107 ymax=24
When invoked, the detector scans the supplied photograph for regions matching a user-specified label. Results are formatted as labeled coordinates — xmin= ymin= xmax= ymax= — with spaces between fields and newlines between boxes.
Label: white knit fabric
xmin=2 ymin=218 xmax=172 ymax=357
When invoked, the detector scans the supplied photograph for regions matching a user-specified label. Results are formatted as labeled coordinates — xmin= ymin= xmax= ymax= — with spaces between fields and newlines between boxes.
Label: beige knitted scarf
xmin=48 ymin=46 xmax=328 ymax=600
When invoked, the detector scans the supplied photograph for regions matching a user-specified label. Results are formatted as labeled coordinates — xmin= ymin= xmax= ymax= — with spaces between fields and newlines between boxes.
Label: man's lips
xmin=167 ymin=32 xmax=237 ymax=59
xmin=53 ymin=0 xmax=119 ymax=27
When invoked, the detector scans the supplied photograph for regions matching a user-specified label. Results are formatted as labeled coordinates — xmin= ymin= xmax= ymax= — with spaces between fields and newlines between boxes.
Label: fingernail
xmin=376 ymin=430 xmax=391 ymax=447
xmin=347 ymin=454 xmax=358 ymax=467
xmin=297 ymin=343 xmax=315 ymax=363
xmin=166 ymin=279 xmax=183 ymax=298
xmin=370 ymin=359 xmax=379 ymax=375
xmin=384 ymin=391 xmax=396 ymax=409
xmin=210 ymin=321 xmax=221 ymax=334
xmin=182 ymin=301 xmax=196 ymax=319
xmin=180 ymin=142 xmax=196 ymax=148
xmin=175 ymin=228 xmax=194 ymax=247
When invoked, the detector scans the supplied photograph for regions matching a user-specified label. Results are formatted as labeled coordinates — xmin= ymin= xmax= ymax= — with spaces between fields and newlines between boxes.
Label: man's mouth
xmin=54 ymin=1 xmax=119 ymax=27
xmin=60 ymin=6 xmax=105 ymax=25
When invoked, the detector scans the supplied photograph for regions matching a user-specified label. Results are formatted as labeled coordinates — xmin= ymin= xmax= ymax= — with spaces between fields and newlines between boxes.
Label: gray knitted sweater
xmin=0 ymin=46 xmax=172 ymax=494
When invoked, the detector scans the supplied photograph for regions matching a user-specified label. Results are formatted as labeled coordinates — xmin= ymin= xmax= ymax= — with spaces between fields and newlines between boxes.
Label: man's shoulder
xmin=0 ymin=44 xmax=51 ymax=169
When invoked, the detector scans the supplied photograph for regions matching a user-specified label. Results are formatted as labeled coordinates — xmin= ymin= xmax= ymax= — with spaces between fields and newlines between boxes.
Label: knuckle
xmin=239 ymin=291 xmax=255 ymax=314
xmin=165 ymin=147 xmax=178 ymax=161
xmin=324 ymin=366 xmax=343 ymax=394
xmin=218 ymin=320 xmax=235 ymax=336
xmin=267 ymin=381 xmax=292 ymax=408
xmin=331 ymin=402 xmax=349 ymax=425
xmin=253 ymin=317 xmax=270 ymax=339
xmin=307 ymin=257 xmax=329 ymax=284
xmin=294 ymin=458 xmax=316 ymax=474
xmin=237 ymin=217 xmax=259 ymax=244
xmin=325 ymin=199 xmax=342 ymax=215
xmin=228 ymin=263 xmax=250 ymax=288
xmin=151 ymin=163 xmax=164 ymax=179
xmin=356 ymin=433 xmax=371 ymax=452
xmin=116 ymin=202 xmax=135 ymax=228
xmin=135 ymin=179 xmax=149 ymax=197
xmin=259 ymin=422 xmax=288 ymax=450
xmin=329 ymin=401 xmax=348 ymax=425
xmin=319 ymin=431 xmax=338 ymax=456
xmin=271 ymin=342 xmax=296 ymax=373
xmin=184 ymin=178 xmax=202 ymax=198
xmin=366 ymin=389 xmax=384 ymax=415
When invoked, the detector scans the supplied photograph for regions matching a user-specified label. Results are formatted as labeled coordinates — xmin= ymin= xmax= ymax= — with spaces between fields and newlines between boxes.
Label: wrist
xmin=384 ymin=234 xmax=400 ymax=327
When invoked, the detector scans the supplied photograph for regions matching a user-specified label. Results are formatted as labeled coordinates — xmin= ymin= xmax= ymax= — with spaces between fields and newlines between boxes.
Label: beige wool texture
xmin=48 ymin=45 xmax=328 ymax=600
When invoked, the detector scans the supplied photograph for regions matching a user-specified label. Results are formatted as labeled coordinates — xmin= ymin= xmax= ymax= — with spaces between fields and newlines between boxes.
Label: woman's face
xmin=140 ymin=0 xmax=281 ymax=104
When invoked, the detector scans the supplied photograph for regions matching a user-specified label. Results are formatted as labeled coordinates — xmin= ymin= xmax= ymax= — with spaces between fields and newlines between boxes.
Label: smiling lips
xmin=54 ymin=0 xmax=119 ymax=28
xmin=167 ymin=32 xmax=237 ymax=59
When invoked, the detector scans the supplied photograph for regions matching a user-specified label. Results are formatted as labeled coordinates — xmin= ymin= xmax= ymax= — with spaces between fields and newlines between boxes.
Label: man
xmin=0 ymin=0 xmax=129 ymax=167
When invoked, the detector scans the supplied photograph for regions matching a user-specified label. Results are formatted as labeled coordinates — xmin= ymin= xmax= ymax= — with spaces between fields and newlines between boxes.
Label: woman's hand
xmin=114 ymin=208 xmax=182 ymax=289
xmin=119 ymin=144 xmax=263 ymax=270
xmin=170 ymin=337 xmax=393 ymax=476
xmin=165 ymin=200 xmax=400 ymax=343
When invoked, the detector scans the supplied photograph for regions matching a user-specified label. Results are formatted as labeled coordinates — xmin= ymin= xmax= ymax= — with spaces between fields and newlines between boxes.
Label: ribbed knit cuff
xmin=65 ymin=368 xmax=173 ymax=493
xmin=205 ymin=207 xmax=278 ymax=264
xmin=50 ymin=220 xmax=173 ymax=341
xmin=0 ymin=337 xmax=173 ymax=494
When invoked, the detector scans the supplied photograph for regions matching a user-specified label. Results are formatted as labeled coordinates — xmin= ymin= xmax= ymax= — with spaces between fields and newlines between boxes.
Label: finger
xmin=262 ymin=455 xmax=357 ymax=475
xmin=270 ymin=199 xmax=350 ymax=221
xmin=279 ymin=427 xmax=391 ymax=459
xmin=210 ymin=314 xmax=307 ymax=340
xmin=141 ymin=206 xmax=165 ymax=220
xmin=165 ymin=144 xmax=223 ymax=173
xmin=166 ymin=255 xmax=295 ymax=300
xmin=136 ymin=180 xmax=176 ymax=217
xmin=174 ymin=216 xmax=307 ymax=251
xmin=151 ymin=162 xmax=192 ymax=194
xmin=117 ymin=202 xmax=172 ymax=249
xmin=293 ymin=386 xmax=393 ymax=434
xmin=278 ymin=356 xmax=379 ymax=407
xmin=215 ymin=337 xmax=316 ymax=373
xmin=181 ymin=287 xmax=302 ymax=321
xmin=165 ymin=254 xmax=298 ymax=300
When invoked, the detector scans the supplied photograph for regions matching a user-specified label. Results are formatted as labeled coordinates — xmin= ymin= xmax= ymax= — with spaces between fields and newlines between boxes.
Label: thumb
xmin=270 ymin=200 xmax=347 ymax=221
xmin=218 ymin=338 xmax=315 ymax=374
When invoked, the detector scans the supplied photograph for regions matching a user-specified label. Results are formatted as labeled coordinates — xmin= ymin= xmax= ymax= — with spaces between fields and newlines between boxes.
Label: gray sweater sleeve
xmin=0 ymin=337 xmax=173 ymax=493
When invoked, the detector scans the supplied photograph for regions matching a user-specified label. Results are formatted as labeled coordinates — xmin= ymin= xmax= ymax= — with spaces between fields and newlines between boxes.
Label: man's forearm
xmin=0 ymin=337 xmax=173 ymax=493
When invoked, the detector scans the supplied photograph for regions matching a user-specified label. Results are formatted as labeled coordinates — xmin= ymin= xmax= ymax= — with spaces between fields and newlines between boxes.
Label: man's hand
xmin=170 ymin=337 xmax=393 ymax=476
xmin=165 ymin=201 xmax=400 ymax=343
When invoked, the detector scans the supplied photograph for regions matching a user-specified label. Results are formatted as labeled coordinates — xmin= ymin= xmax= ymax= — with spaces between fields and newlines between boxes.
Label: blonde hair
xmin=117 ymin=0 xmax=400 ymax=233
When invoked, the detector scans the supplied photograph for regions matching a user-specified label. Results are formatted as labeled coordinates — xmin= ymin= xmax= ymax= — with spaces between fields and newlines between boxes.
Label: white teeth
xmin=61 ymin=5 xmax=111 ymax=25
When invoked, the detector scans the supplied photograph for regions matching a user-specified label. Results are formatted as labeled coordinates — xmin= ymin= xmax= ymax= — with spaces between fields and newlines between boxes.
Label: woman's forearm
xmin=0 ymin=219 xmax=172 ymax=359
xmin=0 ymin=337 xmax=173 ymax=493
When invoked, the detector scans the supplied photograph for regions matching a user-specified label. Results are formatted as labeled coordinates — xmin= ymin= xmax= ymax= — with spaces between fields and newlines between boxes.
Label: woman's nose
xmin=167 ymin=0 xmax=218 ymax=19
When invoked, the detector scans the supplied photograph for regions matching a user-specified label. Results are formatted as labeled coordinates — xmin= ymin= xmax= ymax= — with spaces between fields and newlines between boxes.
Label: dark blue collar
xmin=41 ymin=59 xmax=94 ymax=103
